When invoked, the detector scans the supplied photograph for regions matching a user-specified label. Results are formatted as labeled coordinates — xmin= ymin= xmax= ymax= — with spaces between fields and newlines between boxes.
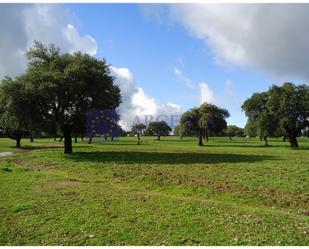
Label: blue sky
xmin=1 ymin=4 xmax=307 ymax=129
xmin=64 ymin=3 xmax=280 ymax=128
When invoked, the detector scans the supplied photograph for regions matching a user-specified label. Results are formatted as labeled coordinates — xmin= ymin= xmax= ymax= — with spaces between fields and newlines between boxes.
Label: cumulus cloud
xmin=0 ymin=4 xmax=97 ymax=79
xmin=199 ymin=82 xmax=215 ymax=105
xmin=65 ymin=24 xmax=97 ymax=56
xmin=141 ymin=4 xmax=309 ymax=80
xmin=0 ymin=4 xmax=180 ymax=131
xmin=110 ymin=66 xmax=182 ymax=130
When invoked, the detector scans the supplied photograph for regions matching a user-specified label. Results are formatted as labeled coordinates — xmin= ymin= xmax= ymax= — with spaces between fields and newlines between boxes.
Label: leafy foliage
xmin=224 ymin=125 xmax=244 ymax=139
xmin=180 ymin=103 xmax=230 ymax=145
xmin=145 ymin=121 xmax=171 ymax=140
xmin=0 ymin=41 xmax=121 ymax=152
xmin=242 ymin=83 xmax=309 ymax=147
xmin=131 ymin=123 xmax=146 ymax=141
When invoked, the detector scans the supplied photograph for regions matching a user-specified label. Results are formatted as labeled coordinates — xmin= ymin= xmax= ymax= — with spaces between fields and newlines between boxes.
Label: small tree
xmin=180 ymin=108 xmax=202 ymax=145
xmin=146 ymin=121 xmax=171 ymax=141
xmin=180 ymin=103 xmax=230 ymax=146
xmin=224 ymin=125 xmax=244 ymax=140
xmin=131 ymin=123 xmax=146 ymax=141
xmin=173 ymin=124 xmax=186 ymax=139
xmin=0 ymin=77 xmax=38 ymax=147
xmin=199 ymin=103 xmax=230 ymax=141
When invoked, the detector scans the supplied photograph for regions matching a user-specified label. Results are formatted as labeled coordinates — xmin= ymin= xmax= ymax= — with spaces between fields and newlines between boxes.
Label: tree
xmin=244 ymin=118 xmax=257 ymax=138
xmin=131 ymin=123 xmax=146 ymax=141
xmin=256 ymin=112 xmax=278 ymax=146
xmin=242 ymin=83 xmax=309 ymax=147
xmin=0 ymin=41 xmax=121 ymax=153
xmin=180 ymin=108 xmax=202 ymax=145
xmin=199 ymin=103 xmax=230 ymax=141
xmin=146 ymin=121 xmax=171 ymax=141
xmin=0 ymin=77 xmax=38 ymax=147
xmin=173 ymin=124 xmax=185 ymax=139
xmin=180 ymin=103 xmax=230 ymax=146
xmin=224 ymin=125 xmax=244 ymax=140
xmin=242 ymin=92 xmax=276 ymax=146
xmin=267 ymin=83 xmax=309 ymax=147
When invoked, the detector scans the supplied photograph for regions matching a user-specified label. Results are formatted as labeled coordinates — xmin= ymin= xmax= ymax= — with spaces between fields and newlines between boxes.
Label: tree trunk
xmin=59 ymin=137 xmax=63 ymax=142
xmin=180 ymin=136 xmax=182 ymax=140
xmin=157 ymin=135 xmax=160 ymax=141
xmin=63 ymin=125 xmax=73 ymax=154
xmin=283 ymin=136 xmax=286 ymax=142
xmin=104 ymin=136 xmax=107 ymax=141
xmin=7 ymin=133 xmax=22 ymax=148
xmin=285 ymin=127 xmax=299 ymax=148
xmin=198 ymin=129 xmax=203 ymax=146
xmin=54 ymin=137 xmax=57 ymax=142
xmin=289 ymin=135 xmax=299 ymax=148
xmin=81 ymin=137 xmax=84 ymax=142
xmin=229 ymin=135 xmax=232 ymax=141
xmin=198 ymin=135 xmax=203 ymax=146
xmin=16 ymin=137 xmax=21 ymax=148
xmin=137 ymin=133 xmax=140 ymax=141
xmin=30 ymin=135 xmax=34 ymax=142
xmin=205 ymin=129 xmax=209 ymax=142
xmin=74 ymin=136 xmax=77 ymax=143
xmin=259 ymin=136 xmax=263 ymax=141
xmin=263 ymin=136 xmax=268 ymax=146
xmin=88 ymin=136 xmax=93 ymax=144
xmin=111 ymin=136 xmax=114 ymax=141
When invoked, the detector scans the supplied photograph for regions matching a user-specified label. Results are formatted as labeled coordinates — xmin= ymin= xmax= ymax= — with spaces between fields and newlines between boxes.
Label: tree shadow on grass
xmin=88 ymin=142 xmax=150 ymax=146
xmin=203 ymin=143 xmax=309 ymax=149
xmin=14 ymin=145 xmax=89 ymax=151
xmin=203 ymin=144 xmax=283 ymax=148
xmin=68 ymin=151 xmax=277 ymax=165
xmin=9 ymin=145 xmax=62 ymax=150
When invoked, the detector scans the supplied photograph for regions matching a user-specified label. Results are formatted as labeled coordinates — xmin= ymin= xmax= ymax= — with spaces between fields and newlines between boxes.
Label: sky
xmin=0 ymin=3 xmax=308 ymax=130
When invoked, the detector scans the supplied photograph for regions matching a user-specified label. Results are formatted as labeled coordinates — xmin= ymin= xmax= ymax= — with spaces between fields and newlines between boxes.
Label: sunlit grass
xmin=0 ymin=136 xmax=308 ymax=245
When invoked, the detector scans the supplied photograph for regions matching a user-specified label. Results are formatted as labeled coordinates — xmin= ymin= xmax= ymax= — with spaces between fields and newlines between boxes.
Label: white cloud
xmin=132 ymin=87 xmax=158 ymax=116
xmin=0 ymin=4 xmax=180 ymax=131
xmin=0 ymin=4 xmax=97 ymax=79
xmin=173 ymin=65 xmax=216 ymax=106
xmin=145 ymin=4 xmax=309 ymax=80
xmin=173 ymin=67 xmax=197 ymax=89
xmin=110 ymin=66 xmax=182 ymax=130
xmin=65 ymin=24 xmax=97 ymax=56
xmin=199 ymin=82 xmax=215 ymax=105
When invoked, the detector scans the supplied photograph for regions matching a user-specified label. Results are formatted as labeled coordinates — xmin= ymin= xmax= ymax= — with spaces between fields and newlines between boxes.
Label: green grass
xmin=0 ymin=136 xmax=308 ymax=245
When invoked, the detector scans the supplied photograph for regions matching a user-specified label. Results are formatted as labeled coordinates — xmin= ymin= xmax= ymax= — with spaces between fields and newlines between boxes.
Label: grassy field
xmin=0 ymin=136 xmax=308 ymax=245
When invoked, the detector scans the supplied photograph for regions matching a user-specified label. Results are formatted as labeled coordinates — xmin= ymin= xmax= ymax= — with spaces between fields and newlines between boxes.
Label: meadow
xmin=0 ymin=136 xmax=308 ymax=245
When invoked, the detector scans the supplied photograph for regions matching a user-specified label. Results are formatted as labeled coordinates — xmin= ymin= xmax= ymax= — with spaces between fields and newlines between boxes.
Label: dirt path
xmin=0 ymin=152 xmax=13 ymax=157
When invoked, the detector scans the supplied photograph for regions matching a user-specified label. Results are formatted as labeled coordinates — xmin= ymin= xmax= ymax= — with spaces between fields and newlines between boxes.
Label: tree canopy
xmin=242 ymin=82 xmax=309 ymax=147
xmin=131 ymin=123 xmax=146 ymax=141
xmin=224 ymin=125 xmax=244 ymax=140
xmin=145 ymin=121 xmax=171 ymax=141
xmin=0 ymin=41 xmax=121 ymax=153
xmin=180 ymin=103 xmax=230 ymax=146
